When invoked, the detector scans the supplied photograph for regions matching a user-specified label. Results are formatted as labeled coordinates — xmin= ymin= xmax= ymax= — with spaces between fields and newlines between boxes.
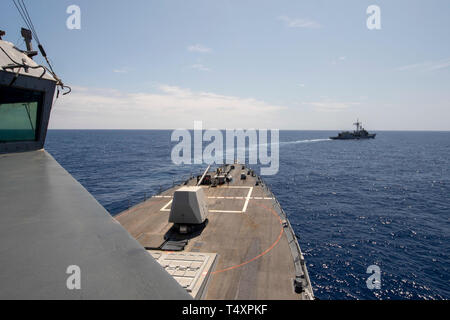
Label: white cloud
xmin=427 ymin=59 xmax=450 ymax=71
xmin=305 ymin=101 xmax=360 ymax=111
xmin=395 ymin=63 xmax=425 ymax=71
xmin=277 ymin=16 xmax=321 ymax=28
xmin=396 ymin=58 xmax=450 ymax=72
xmin=331 ymin=56 xmax=347 ymax=65
xmin=187 ymin=44 xmax=212 ymax=53
xmin=112 ymin=68 xmax=131 ymax=73
xmin=49 ymin=85 xmax=286 ymax=129
xmin=189 ymin=63 xmax=211 ymax=72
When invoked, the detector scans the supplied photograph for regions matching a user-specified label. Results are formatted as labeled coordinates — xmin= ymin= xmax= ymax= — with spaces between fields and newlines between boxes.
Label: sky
xmin=2 ymin=0 xmax=450 ymax=130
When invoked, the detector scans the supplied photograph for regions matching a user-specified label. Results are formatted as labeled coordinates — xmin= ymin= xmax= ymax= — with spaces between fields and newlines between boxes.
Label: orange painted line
xmin=210 ymin=203 xmax=284 ymax=275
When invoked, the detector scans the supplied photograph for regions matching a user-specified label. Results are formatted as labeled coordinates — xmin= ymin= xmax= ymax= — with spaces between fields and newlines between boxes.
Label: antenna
xmin=20 ymin=28 xmax=37 ymax=58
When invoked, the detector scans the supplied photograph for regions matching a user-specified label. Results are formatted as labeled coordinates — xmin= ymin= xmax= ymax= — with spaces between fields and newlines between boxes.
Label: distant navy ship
xmin=330 ymin=120 xmax=376 ymax=140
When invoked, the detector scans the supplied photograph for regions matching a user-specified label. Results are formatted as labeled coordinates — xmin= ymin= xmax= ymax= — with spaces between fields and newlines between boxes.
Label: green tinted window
xmin=0 ymin=86 xmax=43 ymax=142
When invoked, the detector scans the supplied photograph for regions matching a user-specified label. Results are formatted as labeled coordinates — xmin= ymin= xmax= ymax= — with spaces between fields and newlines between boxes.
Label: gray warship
xmin=0 ymin=26 xmax=314 ymax=299
xmin=330 ymin=120 xmax=376 ymax=140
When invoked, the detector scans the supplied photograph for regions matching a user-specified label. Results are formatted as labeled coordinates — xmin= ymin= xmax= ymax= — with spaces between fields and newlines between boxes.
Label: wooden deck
xmin=115 ymin=165 xmax=311 ymax=300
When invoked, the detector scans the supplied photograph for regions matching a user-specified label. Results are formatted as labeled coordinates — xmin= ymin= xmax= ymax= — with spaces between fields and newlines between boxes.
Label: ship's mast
xmin=353 ymin=119 xmax=361 ymax=132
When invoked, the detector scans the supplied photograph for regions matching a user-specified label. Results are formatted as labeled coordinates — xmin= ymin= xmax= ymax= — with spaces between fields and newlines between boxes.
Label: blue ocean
xmin=45 ymin=130 xmax=450 ymax=300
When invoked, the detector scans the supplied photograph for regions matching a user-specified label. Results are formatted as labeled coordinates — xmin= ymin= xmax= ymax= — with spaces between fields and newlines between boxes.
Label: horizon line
xmin=47 ymin=129 xmax=450 ymax=132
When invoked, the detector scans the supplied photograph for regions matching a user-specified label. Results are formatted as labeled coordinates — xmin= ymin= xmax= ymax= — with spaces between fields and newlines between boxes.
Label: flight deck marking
xmin=160 ymin=199 xmax=173 ymax=212
xmin=156 ymin=186 xmax=272 ymax=213
xmin=242 ymin=187 xmax=253 ymax=213
xmin=207 ymin=186 xmax=254 ymax=213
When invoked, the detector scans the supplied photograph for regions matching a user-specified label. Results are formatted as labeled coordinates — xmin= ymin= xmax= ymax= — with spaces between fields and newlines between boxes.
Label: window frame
xmin=0 ymin=69 xmax=56 ymax=154
xmin=0 ymin=85 xmax=44 ymax=143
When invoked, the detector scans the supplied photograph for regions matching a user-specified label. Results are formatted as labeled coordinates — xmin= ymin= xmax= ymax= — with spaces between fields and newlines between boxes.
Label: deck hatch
xmin=148 ymin=250 xmax=217 ymax=299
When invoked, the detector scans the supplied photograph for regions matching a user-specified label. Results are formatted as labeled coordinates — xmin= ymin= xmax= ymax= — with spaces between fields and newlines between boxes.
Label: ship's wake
xmin=245 ymin=138 xmax=331 ymax=152
xmin=279 ymin=138 xmax=332 ymax=146
xmin=191 ymin=138 xmax=332 ymax=163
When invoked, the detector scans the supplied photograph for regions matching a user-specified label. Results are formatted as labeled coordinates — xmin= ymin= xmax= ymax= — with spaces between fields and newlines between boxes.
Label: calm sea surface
xmin=45 ymin=130 xmax=450 ymax=300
